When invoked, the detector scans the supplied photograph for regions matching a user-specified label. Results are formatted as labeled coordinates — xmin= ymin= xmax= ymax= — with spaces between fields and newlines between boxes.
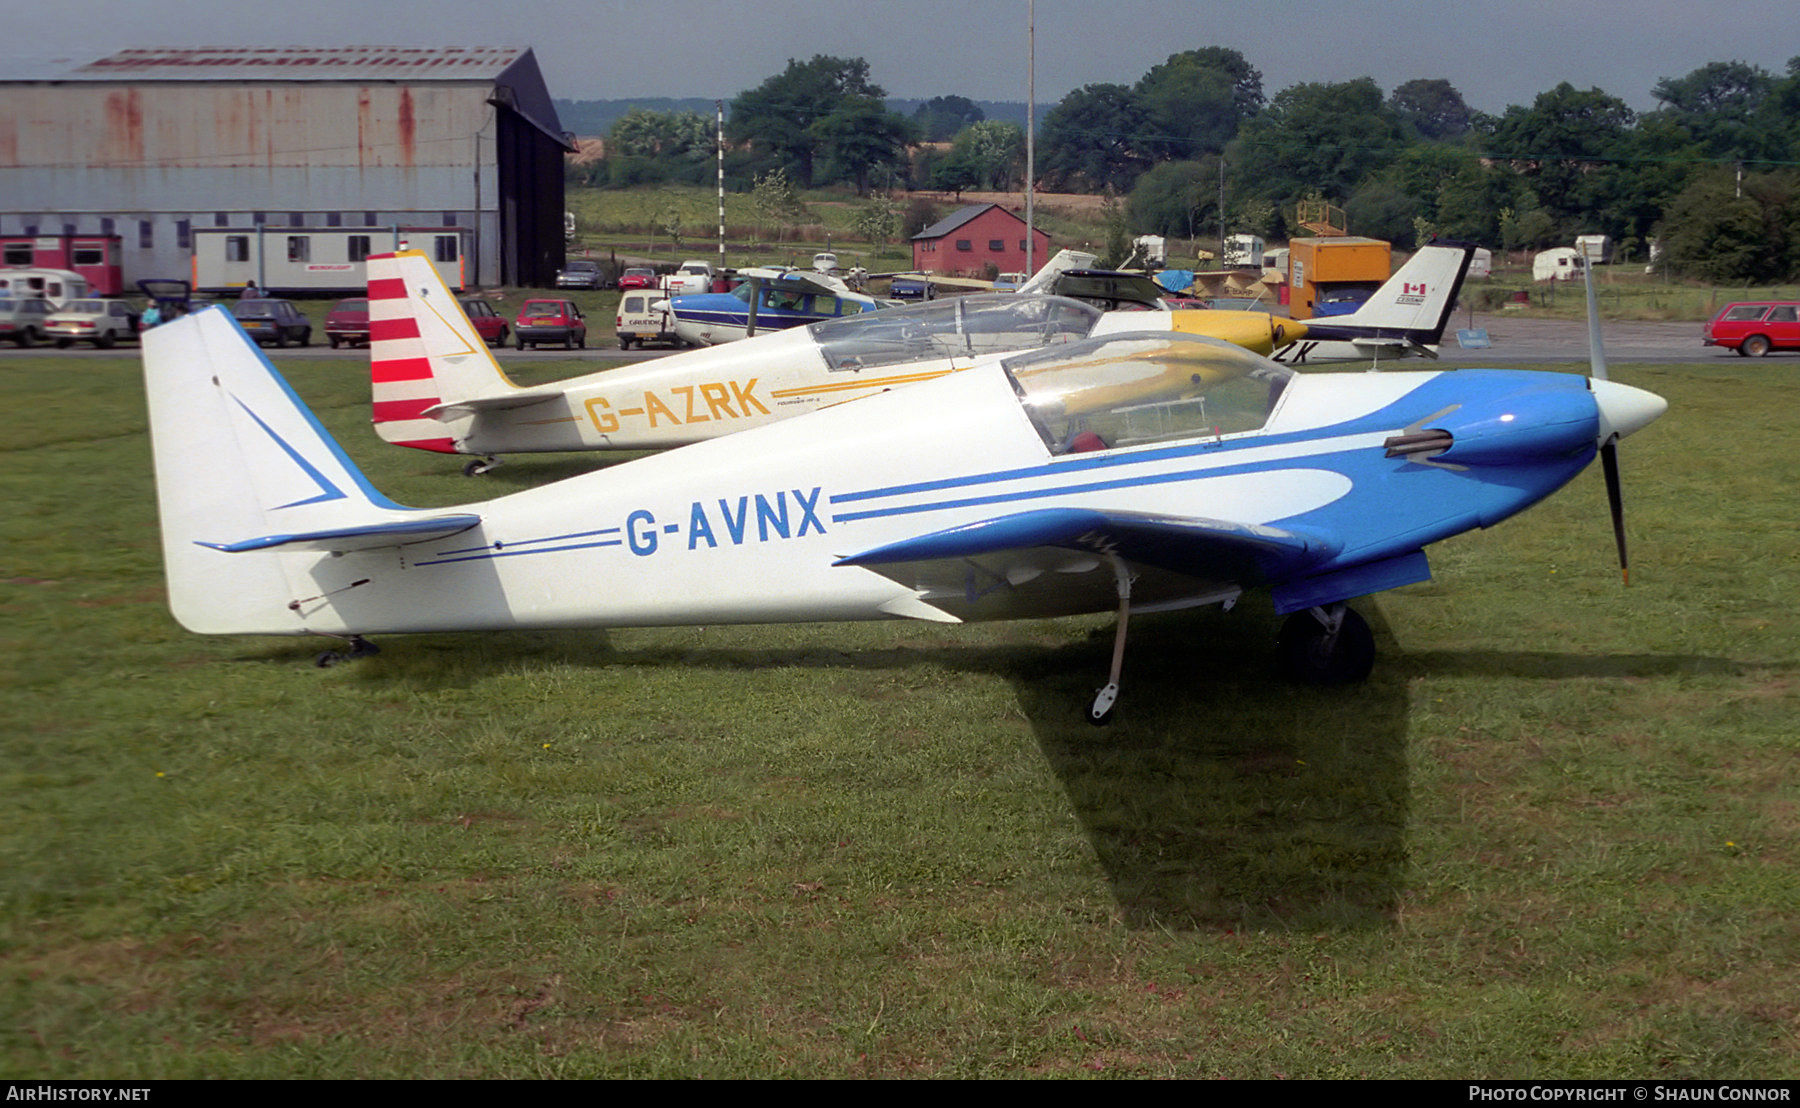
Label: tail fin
xmin=368 ymin=249 xmax=516 ymax=453
xmin=1323 ymin=240 xmax=1475 ymax=343
xmin=143 ymin=306 xmax=447 ymax=634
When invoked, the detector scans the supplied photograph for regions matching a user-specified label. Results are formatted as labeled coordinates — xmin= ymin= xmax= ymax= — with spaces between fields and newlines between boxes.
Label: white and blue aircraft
xmin=665 ymin=268 xmax=882 ymax=347
xmin=144 ymin=291 xmax=1662 ymax=721
xmin=368 ymin=242 xmax=1474 ymax=474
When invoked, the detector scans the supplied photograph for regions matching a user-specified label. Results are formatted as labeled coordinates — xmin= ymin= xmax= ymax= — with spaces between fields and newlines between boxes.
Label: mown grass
xmin=2 ymin=352 xmax=1796 ymax=1078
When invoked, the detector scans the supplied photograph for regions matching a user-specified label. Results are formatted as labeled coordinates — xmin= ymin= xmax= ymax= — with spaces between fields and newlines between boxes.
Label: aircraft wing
xmin=197 ymin=513 xmax=483 ymax=554
xmin=835 ymin=507 xmax=1340 ymax=621
xmin=783 ymin=273 xmax=852 ymax=296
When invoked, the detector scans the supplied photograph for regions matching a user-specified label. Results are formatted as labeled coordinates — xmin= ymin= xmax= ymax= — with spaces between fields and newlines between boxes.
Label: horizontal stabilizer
xmin=423 ymin=389 xmax=568 ymax=418
xmin=1302 ymin=333 xmax=1441 ymax=359
xmin=198 ymin=513 xmax=482 ymax=554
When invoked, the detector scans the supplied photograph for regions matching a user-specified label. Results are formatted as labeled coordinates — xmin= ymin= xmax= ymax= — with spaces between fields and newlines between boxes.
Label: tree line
xmin=572 ymin=52 xmax=1800 ymax=281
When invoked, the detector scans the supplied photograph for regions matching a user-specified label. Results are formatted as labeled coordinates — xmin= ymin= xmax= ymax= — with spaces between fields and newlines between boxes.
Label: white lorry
xmin=658 ymin=260 xmax=720 ymax=296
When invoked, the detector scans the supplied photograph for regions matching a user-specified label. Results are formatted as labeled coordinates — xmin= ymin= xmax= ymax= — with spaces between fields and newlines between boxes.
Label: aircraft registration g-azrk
xmin=367 ymin=242 xmax=1475 ymax=473
xmin=145 ymin=277 xmax=1663 ymax=722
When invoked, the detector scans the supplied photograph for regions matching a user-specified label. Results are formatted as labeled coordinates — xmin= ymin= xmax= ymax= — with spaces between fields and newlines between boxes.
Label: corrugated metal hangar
xmin=0 ymin=45 xmax=574 ymax=291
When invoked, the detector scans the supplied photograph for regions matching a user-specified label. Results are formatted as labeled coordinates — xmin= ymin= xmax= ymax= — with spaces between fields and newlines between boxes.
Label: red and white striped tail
xmin=367 ymin=250 xmax=510 ymax=454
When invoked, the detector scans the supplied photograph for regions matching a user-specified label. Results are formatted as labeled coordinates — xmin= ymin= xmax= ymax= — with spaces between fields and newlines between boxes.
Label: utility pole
xmin=1025 ymin=0 xmax=1035 ymax=279
xmin=1218 ymin=157 xmax=1226 ymax=266
xmin=717 ymin=100 xmax=726 ymax=269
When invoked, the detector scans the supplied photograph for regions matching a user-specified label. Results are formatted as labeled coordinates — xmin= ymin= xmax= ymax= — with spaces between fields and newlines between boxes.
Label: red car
xmin=1703 ymin=301 xmax=1800 ymax=357
xmin=514 ymin=298 xmax=587 ymax=350
xmin=458 ymin=297 xmax=510 ymax=347
xmin=325 ymin=297 xmax=369 ymax=348
xmin=617 ymin=267 xmax=656 ymax=290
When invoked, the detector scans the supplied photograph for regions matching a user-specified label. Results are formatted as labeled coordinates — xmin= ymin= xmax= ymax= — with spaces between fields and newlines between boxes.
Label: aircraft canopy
xmin=809 ymin=293 xmax=1101 ymax=372
xmin=1005 ymin=332 xmax=1293 ymax=454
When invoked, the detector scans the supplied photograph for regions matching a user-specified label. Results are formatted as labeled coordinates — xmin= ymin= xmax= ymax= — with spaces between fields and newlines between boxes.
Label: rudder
xmin=1332 ymin=241 xmax=1475 ymax=341
xmin=368 ymin=249 xmax=516 ymax=453
xmin=144 ymin=306 xmax=410 ymax=634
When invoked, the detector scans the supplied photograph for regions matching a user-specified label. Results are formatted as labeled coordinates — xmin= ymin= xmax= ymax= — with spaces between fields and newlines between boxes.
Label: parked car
xmin=617 ymin=267 xmax=657 ymax=290
xmin=232 ymin=298 xmax=312 ymax=347
xmin=137 ymin=279 xmax=201 ymax=324
xmin=1703 ymin=301 xmax=1800 ymax=357
xmin=325 ymin=297 xmax=370 ymax=348
xmin=615 ymin=291 xmax=681 ymax=350
xmin=659 ymin=260 xmax=719 ymax=295
xmin=458 ymin=297 xmax=510 ymax=347
xmin=555 ymin=259 xmax=604 ymax=290
xmin=514 ymin=298 xmax=587 ymax=349
xmin=0 ymin=296 xmax=56 ymax=346
xmin=46 ymin=298 xmax=139 ymax=348
xmin=1314 ymin=287 xmax=1373 ymax=317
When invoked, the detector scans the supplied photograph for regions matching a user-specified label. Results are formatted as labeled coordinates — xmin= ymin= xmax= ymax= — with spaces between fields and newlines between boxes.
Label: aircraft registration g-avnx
xmin=367 ymin=242 xmax=1474 ymax=473
xmin=145 ymin=285 xmax=1663 ymax=722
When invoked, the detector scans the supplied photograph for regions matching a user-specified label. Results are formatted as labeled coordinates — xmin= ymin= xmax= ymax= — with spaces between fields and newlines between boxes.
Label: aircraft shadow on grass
xmin=244 ymin=601 xmax=1735 ymax=934
xmin=241 ymin=600 xmax=1731 ymax=933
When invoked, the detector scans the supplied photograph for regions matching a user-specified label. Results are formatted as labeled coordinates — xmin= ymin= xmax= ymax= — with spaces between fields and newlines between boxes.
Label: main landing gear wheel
xmin=1277 ymin=605 xmax=1375 ymax=685
xmin=463 ymin=456 xmax=502 ymax=477
xmin=314 ymin=636 xmax=380 ymax=668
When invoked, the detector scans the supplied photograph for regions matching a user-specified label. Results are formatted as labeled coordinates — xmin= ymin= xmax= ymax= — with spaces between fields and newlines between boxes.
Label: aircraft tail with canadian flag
xmin=1271 ymin=239 xmax=1476 ymax=366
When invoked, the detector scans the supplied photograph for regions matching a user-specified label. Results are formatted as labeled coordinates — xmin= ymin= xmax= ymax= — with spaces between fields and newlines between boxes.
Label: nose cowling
xmin=1430 ymin=380 xmax=1600 ymax=466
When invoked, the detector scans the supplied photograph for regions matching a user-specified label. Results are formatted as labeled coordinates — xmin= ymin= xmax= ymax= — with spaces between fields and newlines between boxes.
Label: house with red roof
xmin=911 ymin=203 xmax=1053 ymax=278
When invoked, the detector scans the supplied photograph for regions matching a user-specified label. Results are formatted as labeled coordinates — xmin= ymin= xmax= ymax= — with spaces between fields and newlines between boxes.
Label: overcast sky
xmin=7 ymin=0 xmax=1795 ymax=117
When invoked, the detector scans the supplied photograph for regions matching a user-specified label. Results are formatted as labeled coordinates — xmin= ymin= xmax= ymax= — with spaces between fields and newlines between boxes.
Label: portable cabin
xmin=0 ymin=234 xmax=124 ymax=294
xmin=192 ymin=227 xmax=472 ymax=295
xmin=1287 ymin=237 xmax=1391 ymax=320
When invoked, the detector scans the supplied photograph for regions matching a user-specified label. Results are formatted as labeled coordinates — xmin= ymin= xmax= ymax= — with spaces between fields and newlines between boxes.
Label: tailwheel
xmin=1277 ymin=604 xmax=1375 ymax=685
xmin=314 ymin=636 xmax=380 ymax=668
xmin=463 ymin=456 xmax=502 ymax=477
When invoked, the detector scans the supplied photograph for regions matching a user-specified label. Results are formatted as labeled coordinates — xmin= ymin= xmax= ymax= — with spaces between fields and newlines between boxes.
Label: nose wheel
xmin=1277 ymin=604 xmax=1375 ymax=685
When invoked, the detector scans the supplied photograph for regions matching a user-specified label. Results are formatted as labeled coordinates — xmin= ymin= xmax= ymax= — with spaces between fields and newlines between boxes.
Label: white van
xmin=615 ymin=291 xmax=682 ymax=350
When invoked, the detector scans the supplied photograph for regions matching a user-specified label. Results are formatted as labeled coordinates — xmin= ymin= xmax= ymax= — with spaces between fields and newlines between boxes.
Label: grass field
xmin=2 ymin=350 xmax=1796 ymax=1078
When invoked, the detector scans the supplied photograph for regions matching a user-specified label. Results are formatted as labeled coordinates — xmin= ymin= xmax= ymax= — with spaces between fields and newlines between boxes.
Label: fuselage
xmin=282 ymin=363 xmax=1604 ymax=638
xmin=446 ymin=300 xmax=1303 ymax=455
xmin=667 ymin=281 xmax=881 ymax=347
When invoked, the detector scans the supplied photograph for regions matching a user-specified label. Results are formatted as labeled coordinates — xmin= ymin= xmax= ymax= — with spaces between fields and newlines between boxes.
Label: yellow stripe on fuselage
xmin=1167 ymin=309 xmax=1307 ymax=356
xmin=768 ymin=367 xmax=959 ymax=399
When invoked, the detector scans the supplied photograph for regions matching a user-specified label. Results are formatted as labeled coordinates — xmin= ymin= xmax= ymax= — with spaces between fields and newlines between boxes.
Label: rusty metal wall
xmin=0 ymin=81 xmax=533 ymax=287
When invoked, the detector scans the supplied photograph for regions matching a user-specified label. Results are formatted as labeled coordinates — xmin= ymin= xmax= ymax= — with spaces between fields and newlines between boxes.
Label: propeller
xmin=1582 ymin=251 xmax=1631 ymax=584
